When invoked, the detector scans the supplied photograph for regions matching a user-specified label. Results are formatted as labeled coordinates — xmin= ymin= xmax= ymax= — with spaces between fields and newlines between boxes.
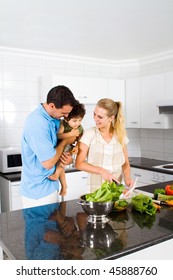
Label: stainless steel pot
xmin=77 ymin=195 xmax=114 ymax=223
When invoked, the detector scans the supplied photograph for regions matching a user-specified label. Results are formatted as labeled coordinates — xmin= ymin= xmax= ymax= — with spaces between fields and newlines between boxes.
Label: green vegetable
xmin=153 ymin=188 xmax=165 ymax=199
xmin=157 ymin=193 xmax=173 ymax=201
xmin=131 ymin=194 xmax=157 ymax=216
xmin=85 ymin=180 xmax=124 ymax=202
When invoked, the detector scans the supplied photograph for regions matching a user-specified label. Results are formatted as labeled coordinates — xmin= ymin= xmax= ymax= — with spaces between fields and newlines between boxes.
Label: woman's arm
xmin=121 ymin=145 xmax=133 ymax=187
xmin=75 ymin=142 xmax=117 ymax=182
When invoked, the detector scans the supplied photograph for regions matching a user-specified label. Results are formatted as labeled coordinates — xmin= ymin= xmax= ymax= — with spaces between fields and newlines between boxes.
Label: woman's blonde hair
xmin=96 ymin=98 xmax=127 ymax=144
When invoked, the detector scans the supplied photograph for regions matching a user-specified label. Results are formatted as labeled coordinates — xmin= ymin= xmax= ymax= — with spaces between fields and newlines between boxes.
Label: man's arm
xmin=42 ymin=137 xmax=76 ymax=170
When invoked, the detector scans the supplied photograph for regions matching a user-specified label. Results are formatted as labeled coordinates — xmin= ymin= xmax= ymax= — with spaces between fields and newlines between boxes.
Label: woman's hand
xmin=99 ymin=168 xmax=117 ymax=183
xmin=125 ymin=177 xmax=134 ymax=187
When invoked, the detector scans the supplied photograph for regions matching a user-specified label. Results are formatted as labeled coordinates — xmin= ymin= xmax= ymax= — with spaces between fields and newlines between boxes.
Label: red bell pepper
xmin=165 ymin=185 xmax=173 ymax=195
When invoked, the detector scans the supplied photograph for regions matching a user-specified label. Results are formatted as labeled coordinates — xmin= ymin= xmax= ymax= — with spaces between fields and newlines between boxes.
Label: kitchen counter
xmin=0 ymin=166 xmax=80 ymax=182
xmin=129 ymin=157 xmax=173 ymax=174
xmin=0 ymin=157 xmax=172 ymax=183
xmin=0 ymin=182 xmax=173 ymax=260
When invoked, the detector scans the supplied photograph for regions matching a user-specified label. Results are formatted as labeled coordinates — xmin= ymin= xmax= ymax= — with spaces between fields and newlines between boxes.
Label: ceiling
xmin=0 ymin=0 xmax=173 ymax=61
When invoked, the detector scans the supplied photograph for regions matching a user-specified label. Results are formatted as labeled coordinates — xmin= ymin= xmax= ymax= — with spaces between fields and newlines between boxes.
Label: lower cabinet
xmin=0 ymin=177 xmax=22 ymax=212
xmin=131 ymin=167 xmax=173 ymax=187
xmin=61 ymin=171 xmax=89 ymax=201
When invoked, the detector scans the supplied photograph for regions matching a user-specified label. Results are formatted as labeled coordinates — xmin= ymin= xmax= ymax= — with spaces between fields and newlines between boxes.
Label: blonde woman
xmin=75 ymin=98 xmax=133 ymax=192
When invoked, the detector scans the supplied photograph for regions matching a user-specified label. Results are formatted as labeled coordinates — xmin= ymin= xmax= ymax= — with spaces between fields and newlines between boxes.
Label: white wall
xmin=1 ymin=47 xmax=173 ymax=160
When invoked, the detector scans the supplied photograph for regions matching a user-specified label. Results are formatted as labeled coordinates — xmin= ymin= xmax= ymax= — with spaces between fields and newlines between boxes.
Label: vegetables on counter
xmin=157 ymin=193 xmax=173 ymax=201
xmin=85 ymin=180 xmax=124 ymax=202
xmin=153 ymin=188 xmax=165 ymax=199
xmin=113 ymin=199 xmax=129 ymax=211
xmin=165 ymin=185 xmax=173 ymax=195
xmin=131 ymin=194 xmax=157 ymax=216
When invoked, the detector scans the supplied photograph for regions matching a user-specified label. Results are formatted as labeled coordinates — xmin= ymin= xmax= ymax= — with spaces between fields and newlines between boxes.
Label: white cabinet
xmin=61 ymin=171 xmax=89 ymax=201
xmin=125 ymin=79 xmax=140 ymax=128
xmin=108 ymin=79 xmax=125 ymax=114
xmin=52 ymin=75 xmax=108 ymax=104
xmin=131 ymin=167 xmax=173 ymax=187
xmin=108 ymin=79 xmax=125 ymax=102
xmin=165 ymin=71 xmax=173 ymax=98
xmin=0 ymin=177 xmax=22 ymax=212
xmin=140 ymin=74 xmax=164 ymax=128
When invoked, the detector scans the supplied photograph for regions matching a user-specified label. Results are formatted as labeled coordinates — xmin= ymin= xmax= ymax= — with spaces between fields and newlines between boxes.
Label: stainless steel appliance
xmin=0 ymin=147 xmax=22 ymax=173
xmin=152 ymin=163 xmax=173 ymax=171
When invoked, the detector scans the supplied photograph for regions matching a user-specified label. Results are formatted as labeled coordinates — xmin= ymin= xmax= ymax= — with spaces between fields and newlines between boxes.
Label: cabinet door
xmin=141 ymin=74 xmax=164 ymax=128
xmin=10 ymin=182 xmax=23 ymax=211
xmin=125 ymin=79 xmax=140 ymax=128
xmin=62 ymin=171 xmax=89 ymax=201
xmin=108 ymin=79 xmax=125 ymax=102
xmin=130 ymin=167 xmax=153 ymax=187
xmin=165 ymin=71 xmax=173 ymax=99
xmin=52 ymin=75 xmax=108 ymax=104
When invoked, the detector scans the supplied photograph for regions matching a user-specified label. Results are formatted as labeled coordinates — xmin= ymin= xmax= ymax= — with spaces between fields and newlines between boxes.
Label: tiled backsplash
xmin=1 ymin=47 xmax=173 ymax=161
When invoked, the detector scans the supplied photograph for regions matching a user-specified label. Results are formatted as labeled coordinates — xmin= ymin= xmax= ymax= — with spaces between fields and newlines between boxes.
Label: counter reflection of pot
xmin=81 ymin=222 xmax=116 ymax=248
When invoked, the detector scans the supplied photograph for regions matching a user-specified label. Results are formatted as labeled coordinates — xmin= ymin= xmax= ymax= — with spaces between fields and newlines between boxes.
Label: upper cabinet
xmin=52 ymin=75 xmax=108 ymax=104
xmin=108 ymin=79 xmax=125 ymax=116
xmin=108 ymin=79 xmax=125 ymax=102
xmin=165 ymin=71 xmax=173 ymax=99
xmin=140 ymin=74 xmax=164 ymax=128
xmin=125 ymin=79 xmax=140 ymax=128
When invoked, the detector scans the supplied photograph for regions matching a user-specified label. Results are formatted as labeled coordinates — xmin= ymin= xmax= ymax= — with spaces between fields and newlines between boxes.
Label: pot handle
xmin=77 ymin=201 xmax=90 ymax=206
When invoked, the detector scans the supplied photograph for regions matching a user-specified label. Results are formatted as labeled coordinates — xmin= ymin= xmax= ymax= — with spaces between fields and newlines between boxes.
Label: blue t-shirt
xmin=20 ymin=104 xmax=60 ymax=199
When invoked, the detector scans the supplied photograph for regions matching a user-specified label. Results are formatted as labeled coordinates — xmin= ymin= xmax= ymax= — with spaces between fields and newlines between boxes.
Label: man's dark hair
xmin=65 ymin=102 xmax=86 ymax=120
xmin=47 ymin=85 xmax=77 ymax=108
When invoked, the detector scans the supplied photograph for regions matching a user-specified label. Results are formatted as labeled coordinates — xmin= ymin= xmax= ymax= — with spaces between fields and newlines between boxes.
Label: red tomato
xmin=165 ymin=185 xmax=173 ymax=195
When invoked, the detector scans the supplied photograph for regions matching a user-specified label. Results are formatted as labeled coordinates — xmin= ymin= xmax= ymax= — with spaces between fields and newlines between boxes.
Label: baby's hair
xmin=65 ymin=102 xmax=86 ymax=120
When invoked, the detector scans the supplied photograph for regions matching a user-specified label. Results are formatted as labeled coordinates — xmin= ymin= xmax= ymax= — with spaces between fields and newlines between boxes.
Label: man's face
xmin=50 ymin=104 xmax=73 ymax=119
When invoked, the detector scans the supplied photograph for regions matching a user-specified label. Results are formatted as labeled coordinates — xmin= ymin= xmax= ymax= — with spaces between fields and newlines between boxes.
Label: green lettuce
xmin=131 ymin=194 xmax=157 ymax=216
xmin=85 ymin=180 xmax=124 ymax=202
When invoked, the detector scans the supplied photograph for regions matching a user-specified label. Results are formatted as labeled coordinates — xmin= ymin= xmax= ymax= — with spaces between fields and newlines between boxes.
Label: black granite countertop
xmin=129 ymin=157 xmax=173 ymax=174
xmin=1 ymin=157 xmax=173 ymax=182
xmin=0 ymin=168 xmax=81 ymax=182
xmin=0 ymin=182 xmax=173 ymax=260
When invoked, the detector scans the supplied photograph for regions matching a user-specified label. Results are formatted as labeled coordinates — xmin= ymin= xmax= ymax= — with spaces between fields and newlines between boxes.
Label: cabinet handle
xmin=82 ymin=176 xmax=88 ymax=179
xmin=131 ymin=121 xmax=137 ymax=124
xmin=153 ymin=122 xmax=161 ymax=124
xmin=134 ymin=173 xmax=141 ymax=177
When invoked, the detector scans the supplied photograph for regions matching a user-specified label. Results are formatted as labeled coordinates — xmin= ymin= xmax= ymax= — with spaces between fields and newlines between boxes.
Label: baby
xmin=49 ymin=102 xmax=86 ymax=196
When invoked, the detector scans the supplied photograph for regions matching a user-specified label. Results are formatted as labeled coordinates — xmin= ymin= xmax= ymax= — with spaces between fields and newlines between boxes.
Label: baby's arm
xmin=58 ymin=127 xmax=80 ymax=140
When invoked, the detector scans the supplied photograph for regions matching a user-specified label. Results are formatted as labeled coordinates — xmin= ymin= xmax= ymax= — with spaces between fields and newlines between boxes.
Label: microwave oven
xmin=0 ymin=147 xmax=22 ymax=173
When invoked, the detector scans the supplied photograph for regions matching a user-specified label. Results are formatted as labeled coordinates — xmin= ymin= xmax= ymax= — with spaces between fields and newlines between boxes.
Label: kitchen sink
xmin=152 ymin=163 xmax=173 ymax=171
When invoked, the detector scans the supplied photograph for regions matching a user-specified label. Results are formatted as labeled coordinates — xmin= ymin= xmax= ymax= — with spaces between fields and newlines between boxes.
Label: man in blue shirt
xmin=20 ymin=85 xmax=77 ymax=208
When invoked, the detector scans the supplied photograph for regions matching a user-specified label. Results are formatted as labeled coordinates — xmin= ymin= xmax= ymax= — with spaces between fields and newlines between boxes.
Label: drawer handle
xmin=134 ymin=174 xmax=141 ymax=177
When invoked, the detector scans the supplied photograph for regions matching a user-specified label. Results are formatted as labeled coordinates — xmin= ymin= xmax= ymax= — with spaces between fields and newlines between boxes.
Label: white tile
xmin=3 ymin=112 xmax=28 ymax=128
xmin=25 ymin=65 xmax=46 ymax=81
xmin=140 ymin=129 xmax=149 ymax=138
xmin=140 ymin=137 xmax=149 ymax=150
xmin=148 ymin=138 xmax=163 ymax=152
xmin=163 ymin=139 xmax=173 ymax=153
xmin=3 ymin=96 xmax=28 ymax=112
xmin=0 ymin=96 xmax=3 ymax=111
xmin=4 ymin=127 xmax=22 ymax=146
xmin=3 ymin=80 xmax=25 ymax=93
xmin=0 ymin=112 xmax=4 ymax=128
xmin=0 ymin=128 xmax=4 ymax=146
xmin=163 ymin=129 xmax=173 ymax=139
xmin=148 ymin=129 xmax=163 ymax=139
